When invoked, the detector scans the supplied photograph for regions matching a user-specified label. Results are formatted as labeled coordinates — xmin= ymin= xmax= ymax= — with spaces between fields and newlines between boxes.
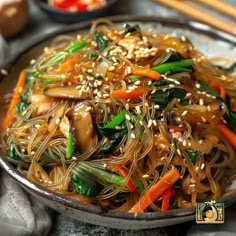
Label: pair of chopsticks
xmin=155 ymin=0 xmax=236 ymax=37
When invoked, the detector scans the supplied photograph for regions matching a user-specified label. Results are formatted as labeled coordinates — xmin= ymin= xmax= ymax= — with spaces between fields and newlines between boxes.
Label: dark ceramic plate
xmin=34 ymin=0 xmax=118 ymax=23
xmin=1 ymin=16 xmax=236 ymax=230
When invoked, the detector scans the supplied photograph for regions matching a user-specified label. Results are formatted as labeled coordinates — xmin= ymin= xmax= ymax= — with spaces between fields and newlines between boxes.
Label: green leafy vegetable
xmin=15 ymin=94 xmax=31 ymax=114
xmin=66 ymin=132 xmax=74 ymax=159
xmin=149 ymin=78 xmax=187 ymax=107
xmin=93 ymin=31 xmax=110 ymax=52
xmin=7 ymin=142 xmax=22 ymax=162
xmin=185 ymin=149 xmax=200 ymax=165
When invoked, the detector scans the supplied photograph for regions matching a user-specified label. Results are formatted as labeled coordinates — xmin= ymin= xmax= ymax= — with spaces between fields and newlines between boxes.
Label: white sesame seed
xmin=142 ymin=174 xmax=149 ymax=178
xmin=199 ymin=139 xmax=203 ymax=144
xmin=154 ymin=104 xmax=160 ymax=109
xmin=195 ymin=83 xmax=201 ymax=89
xmin=147 ymin=120 xmax=153 ymax=128
xmin=131 ymin=132 xmax=136 ymax=139
xmin=125 ymin=114 xmax=131 ymax=120
xmin=108 ymin=66 xmax=115 ymax=71
xmin=181 ymin=110 xmax=188 ymax=116
xmin=199 ymin=98 xmax=204 ymax=105
xmin=183 ymin=140 xmax=187 ymax=146
xmin=201 ymin=163 xmax=205 ymax=170
xmin=177 ymin=148 xmax=181 ymax=155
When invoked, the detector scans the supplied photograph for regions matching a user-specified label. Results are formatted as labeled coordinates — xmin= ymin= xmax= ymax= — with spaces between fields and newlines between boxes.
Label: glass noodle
xmin=1 ymin=19 xmax=236 ymax=212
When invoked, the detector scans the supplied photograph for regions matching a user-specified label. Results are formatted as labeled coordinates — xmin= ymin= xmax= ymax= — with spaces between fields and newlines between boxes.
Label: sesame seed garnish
xmin=154 ymin=104 xmax=160 ymax=109
xmin=195 ymin=83 xmax=200 ymax=89
xmin=134 ymin=80 xmax=141 ymax=85
xmin=125 ymin=114 xmax=131 ymax=120
xmin=199 ymin=139 xmax=203 ymax=144
xmin=201 ymin=163 xmax=205 ymax=170
xmin=147 ymin=120 xmax=153 ymax=128
xmin=199 ymin=98 xmax=204 ymax=105
xmin=189 ymin=184 xmax=196 ymax=188
xmin=139 ymin=120 xmax=144 ymax=126
xmin=72 ymin=156 xmax=77 ymax=160
xmin=131 ymin=132 xmax=136 ymax=139
xmin=181 ymin=110 xmax=188 ymax=116
xmin=1 ymin=69 xmax=8 ymax=75
xmin=115 ymin=126 xmax=122 ymax=130
xmin=108 ymin=65 xmax=115 ymax=71
xmin=177 ymin=148 xmax=181 ymax=155
xmin=169 ymin=84 xmax=175 ymax=88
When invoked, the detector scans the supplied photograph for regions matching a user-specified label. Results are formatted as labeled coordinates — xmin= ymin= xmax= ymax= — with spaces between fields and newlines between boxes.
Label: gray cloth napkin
xmin=0 ymin=170 xmax=52 ymax=236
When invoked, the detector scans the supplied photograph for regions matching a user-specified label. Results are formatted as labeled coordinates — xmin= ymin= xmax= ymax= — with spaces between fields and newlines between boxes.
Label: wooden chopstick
xmin=155 ymin=0 xmax=236 ymax=37
xmin=196 ymin=0 xmax=236 ymax=19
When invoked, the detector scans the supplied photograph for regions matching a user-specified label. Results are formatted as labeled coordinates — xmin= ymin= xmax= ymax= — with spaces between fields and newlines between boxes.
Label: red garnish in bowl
xmin=48 ymin=0 xmax=106 ymax=12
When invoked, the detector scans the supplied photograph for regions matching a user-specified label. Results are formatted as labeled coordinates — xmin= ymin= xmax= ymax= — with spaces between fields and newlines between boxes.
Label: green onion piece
xmin=46 ymin=41 xmax=88 ymax=66
xmin=34 ymin=41 xmax=88 ymax=77
xmin=66 ymin=132 xmax=74 ymax=159
xmin=105 ymin=109 xmax=126 ymax=129
xmin=151 ymin=59 xmax=193 ymax=74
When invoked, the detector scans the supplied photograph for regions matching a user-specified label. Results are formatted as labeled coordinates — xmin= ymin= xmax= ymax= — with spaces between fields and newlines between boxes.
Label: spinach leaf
xmin=15 ymin=94 xmax=31 ymax=114
xmin=217 ymin=62 xmax=236 ymax=73
xmin=7 ymin=142 xmax=22 ymax=162
xmin=198 ymin=78 xmax=236 ymax=132
xmin=149 ymin=78 xmax=187 ymax=107
xmin=185 ymin=149 xmax=200 ymax=165
xmin=70 ymin=171 xmax=101 ymax=197
xmin=123 ymin=24 xmax=141 ymax=34
xmin=93 ymin=31 xmax=110 ymax=52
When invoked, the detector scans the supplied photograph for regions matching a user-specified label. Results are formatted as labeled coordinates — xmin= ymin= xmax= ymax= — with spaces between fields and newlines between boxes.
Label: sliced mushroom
xmin=68 ymin=104 xmax=97 ymax=153
xmin=44 ymin=85 xmax=89 ymax=100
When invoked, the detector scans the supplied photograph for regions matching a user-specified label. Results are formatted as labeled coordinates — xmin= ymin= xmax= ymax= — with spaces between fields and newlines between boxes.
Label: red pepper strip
xmin=118 ymin=167 xmax=136 ymax=192
xmin=112 ymin=89 xmax=145 ymax=100
xmin=161 ymin=185 xmax=173 ymax=211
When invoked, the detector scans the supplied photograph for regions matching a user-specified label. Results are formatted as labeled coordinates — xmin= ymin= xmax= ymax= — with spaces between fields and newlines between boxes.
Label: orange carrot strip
xmin=112 ymin=89 xmax=145 ymax=100
xmin=217 ymin=123 xmax=236 ymax=149
xmin=202 ymin=76 xmax=226 ymax=100
xmin=211 ymin=83 xmax=226 ymax=100
xmin=59 ymin=56 xmax=77 ymax=72
xmin=131 ymin=65 xmax=161 ymax=81
xmin=128 ymin=167 xmax=180 ymax=213
xmin=1 ymin=70 xmax=26 ymax=129
xmin=118 ymin=167 xmax=136 ymax=192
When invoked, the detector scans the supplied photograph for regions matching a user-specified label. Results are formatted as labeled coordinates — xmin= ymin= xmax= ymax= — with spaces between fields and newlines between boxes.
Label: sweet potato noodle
xmin=1 ymin=19 xmax=236 ymax=213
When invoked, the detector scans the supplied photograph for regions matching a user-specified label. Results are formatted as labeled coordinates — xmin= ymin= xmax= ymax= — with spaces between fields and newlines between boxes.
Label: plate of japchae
xmin=0 ymin=16 xmax=236 ymax=229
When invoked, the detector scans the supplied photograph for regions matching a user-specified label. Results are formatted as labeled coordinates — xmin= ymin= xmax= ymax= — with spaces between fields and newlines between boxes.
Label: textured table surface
xmin=6 ymin=0 xmax=236 ymax=235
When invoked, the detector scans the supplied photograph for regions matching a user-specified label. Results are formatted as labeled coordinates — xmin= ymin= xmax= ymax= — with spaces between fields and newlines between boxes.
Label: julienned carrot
xmin=1 ymin=70 xmax=26 ymax=129
xmin=211 ymin=83 xmax=226 ymax=100
xmin=202 ymin=76 xmax=226 ymax=100
xmin=131 ymin=65 xmax=161 ymax=81
xmin=118 ymin=167 xmax=136 ymax=192
xmin=217 ymin=123 xmax=236 ymax=149
xmin=58 ymin=56 xmax=77 ymax=72
xmin=112 ymin=89 xmax=145 ymax=100
xmin=128 ymin=167 xmax=180 ymax=213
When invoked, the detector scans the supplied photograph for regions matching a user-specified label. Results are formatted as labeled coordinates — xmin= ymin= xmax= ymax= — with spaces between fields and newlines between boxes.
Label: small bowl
xmin=34 ymin=0 xmax=118 ymax=23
